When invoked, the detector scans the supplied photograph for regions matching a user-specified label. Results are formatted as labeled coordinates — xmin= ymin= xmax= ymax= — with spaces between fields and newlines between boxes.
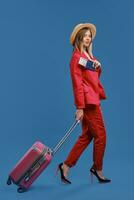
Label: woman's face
xmin=82 ymin=29 xmax=92 ymax=48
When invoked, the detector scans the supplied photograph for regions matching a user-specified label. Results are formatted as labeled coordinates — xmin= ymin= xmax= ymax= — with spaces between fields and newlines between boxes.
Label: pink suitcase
xmin=7 ymin=120 xmax=80 ymax=193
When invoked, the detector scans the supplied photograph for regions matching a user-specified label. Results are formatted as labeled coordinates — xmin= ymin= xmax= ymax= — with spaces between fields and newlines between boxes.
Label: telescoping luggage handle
xmin=52 ymin=120 xmax=80 ymax=156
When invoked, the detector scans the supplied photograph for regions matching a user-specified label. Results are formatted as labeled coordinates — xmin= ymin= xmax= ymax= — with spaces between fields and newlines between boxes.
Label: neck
xmin=83 ymin=49 xmax=88 ymax=55
xmin=82 ymin=46 xmax=87 ymax=53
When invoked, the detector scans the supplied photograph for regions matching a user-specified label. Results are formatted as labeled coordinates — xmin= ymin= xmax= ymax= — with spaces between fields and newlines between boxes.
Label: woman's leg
xmin=85 ymin=105 xmax=106 ymax=171
xmin=64 ymin=111 xmax=93 ymax=168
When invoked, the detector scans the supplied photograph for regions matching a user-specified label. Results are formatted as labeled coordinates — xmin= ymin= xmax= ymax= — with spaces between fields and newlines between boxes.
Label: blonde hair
xmin=73 ymin=27 xmax=93 ymax=57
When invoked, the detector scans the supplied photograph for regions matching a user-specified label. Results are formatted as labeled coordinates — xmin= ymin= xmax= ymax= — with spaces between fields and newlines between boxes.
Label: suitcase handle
xmin=52 ymin=120 xmax=80 ymax=156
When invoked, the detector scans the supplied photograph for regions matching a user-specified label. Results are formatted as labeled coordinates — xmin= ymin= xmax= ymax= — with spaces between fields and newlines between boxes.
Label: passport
xmin=78 ymin=57 xmax=96 ymax=71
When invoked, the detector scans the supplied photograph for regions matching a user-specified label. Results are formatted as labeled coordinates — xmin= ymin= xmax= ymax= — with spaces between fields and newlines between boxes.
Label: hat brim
xmin=70 ymin=23 xmax=96 ymax=45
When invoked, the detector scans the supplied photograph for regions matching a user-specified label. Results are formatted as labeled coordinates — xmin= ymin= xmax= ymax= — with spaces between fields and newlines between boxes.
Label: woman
xmin=57 ymin=23 xmax=111 ymax=184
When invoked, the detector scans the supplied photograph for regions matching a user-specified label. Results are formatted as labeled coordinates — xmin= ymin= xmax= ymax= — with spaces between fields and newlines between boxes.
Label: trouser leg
xmin=85 ymin=105 xmax=106 ymax=171
xmin=64 ymin=113 xmax=93 ymax=167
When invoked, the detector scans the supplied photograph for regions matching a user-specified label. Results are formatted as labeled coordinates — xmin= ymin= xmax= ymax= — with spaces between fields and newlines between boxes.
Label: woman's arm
xmin=70 ymin=55 xmax=85 ymax=109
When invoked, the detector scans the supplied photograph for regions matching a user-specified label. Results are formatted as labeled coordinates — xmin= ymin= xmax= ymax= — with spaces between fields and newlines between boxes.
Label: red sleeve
xmin=70 ymin=55 xmax=85 ymax=109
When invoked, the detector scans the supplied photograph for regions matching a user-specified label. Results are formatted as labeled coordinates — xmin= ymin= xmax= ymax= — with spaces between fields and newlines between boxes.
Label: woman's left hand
xmin=93 ymin=60 xmax=101 ymax=69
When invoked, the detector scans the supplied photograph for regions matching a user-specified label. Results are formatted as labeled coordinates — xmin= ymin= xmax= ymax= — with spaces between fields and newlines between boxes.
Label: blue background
xmin=0 ymin=0 xmax=133 ymax=199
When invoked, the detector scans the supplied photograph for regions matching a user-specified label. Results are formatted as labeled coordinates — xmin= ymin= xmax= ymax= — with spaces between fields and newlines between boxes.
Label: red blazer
xmin=70 ymin=49 xmax=106 ymax=109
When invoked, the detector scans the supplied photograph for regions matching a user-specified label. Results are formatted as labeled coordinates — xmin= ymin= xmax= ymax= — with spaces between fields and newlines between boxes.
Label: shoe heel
xmin=90 ymin=172 xmax=93 ymax=184
xmin=90 ymin=168 xmax=111 ymax=183
xmin=54 ymin=166 xmax=59 ymax=177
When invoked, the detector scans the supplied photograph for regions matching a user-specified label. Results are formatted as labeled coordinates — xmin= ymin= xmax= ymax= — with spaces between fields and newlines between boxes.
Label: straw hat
xmin=70 ymin=23 xmax=96 ymax=45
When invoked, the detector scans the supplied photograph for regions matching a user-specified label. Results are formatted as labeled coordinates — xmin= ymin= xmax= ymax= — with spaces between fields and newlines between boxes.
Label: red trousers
xmin=64 ymin=104 xmax=106 ymax=170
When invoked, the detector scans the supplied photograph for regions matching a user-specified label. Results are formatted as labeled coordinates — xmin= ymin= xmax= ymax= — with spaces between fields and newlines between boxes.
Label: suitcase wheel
xmin=7 ymin=177 xmax=12 ymax=185
xmin=17 ymin=187 xmax=27 ymax=193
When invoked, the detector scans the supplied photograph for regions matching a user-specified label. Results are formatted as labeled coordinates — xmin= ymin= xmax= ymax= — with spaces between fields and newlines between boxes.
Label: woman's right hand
xmin=93 ymin=60 xmax=101 ymax=69
xmin=75 ymin=109 xmax=84 ymax=121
